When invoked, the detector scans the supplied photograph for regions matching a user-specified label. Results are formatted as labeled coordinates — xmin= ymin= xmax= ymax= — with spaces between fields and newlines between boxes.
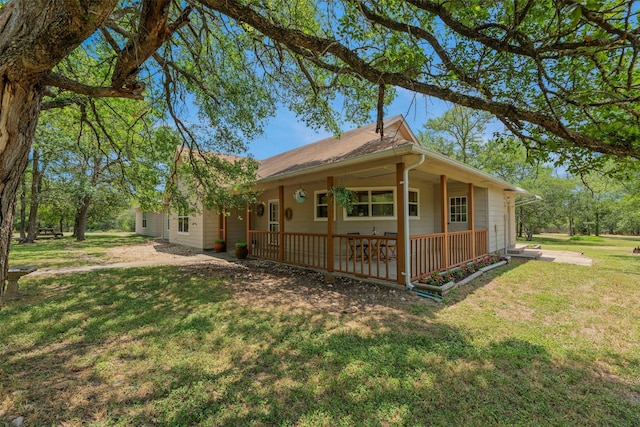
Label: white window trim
xmin=343 ymin=187 xmax=396 ymax=221
xmin=141 ymin=212 xmax=148 ymax=229
xmin=449 ymin=196 xmax=468 ymax=223
xmin=313 ymin=190 xmax=333 ymax=222
xmin=408 ymin=189 xmax=420 ymax=220
xmin=177 ymin=209 xmax=190 ymax=234
xmin=268 ymin=199 xmax=279 ymax=231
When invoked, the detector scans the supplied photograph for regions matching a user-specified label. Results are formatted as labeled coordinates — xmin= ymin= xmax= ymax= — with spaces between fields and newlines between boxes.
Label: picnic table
xmin=4 ymin=267 xmax=37 ymax=300
xmin=36 ymin=227 xmax=63 ymax=238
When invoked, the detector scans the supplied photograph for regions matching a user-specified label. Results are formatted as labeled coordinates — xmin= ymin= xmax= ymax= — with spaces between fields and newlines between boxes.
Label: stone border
xmin=413 ymin=259 xmax=508 ymax=296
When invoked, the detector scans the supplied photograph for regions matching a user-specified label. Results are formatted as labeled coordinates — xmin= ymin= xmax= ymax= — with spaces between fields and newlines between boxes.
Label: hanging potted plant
xmin=328 ymin=186 xmax=358 ymax=214
xmin=293 ymin=188 xmax=307 ymax=203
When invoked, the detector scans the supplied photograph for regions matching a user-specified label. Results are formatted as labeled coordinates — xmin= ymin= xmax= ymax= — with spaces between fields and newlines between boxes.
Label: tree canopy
xmin=0 ymin=0 xmax=639 ymax=288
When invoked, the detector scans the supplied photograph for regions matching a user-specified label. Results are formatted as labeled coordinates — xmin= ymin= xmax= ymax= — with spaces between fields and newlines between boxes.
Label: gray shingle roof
xmin=257 ymin=115 xmax=416 ymax=179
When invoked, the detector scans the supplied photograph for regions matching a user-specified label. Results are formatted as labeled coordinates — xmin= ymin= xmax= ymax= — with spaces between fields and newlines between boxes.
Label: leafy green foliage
xmin=418 ymin=106 xmax=493 ymax=165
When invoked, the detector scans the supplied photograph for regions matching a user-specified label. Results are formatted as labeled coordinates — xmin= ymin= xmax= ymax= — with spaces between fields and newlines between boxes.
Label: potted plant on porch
xmin=213 ymin=239 xmax=226 ymax=252
xmin=235 ymin=242 xmax=249 ymax=259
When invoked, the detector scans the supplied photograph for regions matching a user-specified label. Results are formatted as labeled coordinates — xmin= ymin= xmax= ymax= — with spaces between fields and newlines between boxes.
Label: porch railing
xmin=409 ymin=228 xmax=488 ymax=280
xmin=409 ymin=232 xmax=445 ymax=279
xmin=249 ymin=228 xmax=489 ymax=284
xmin=334 ymin=233 xmax=397 ymax=281
xmin=474 ymin=228 xmax=488 ymax=258
xmin=249 ymin=230 xmax=327 ymax=269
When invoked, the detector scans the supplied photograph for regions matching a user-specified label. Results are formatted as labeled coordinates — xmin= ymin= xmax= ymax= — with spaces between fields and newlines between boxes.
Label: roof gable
xmin=257 ymin=115 xmax=417 ymax=179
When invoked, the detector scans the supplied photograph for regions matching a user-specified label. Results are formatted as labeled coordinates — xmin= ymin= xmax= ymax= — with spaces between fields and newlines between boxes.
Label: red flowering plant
xmin=474 ymin=254 xmax=501 ymax=270
xmin=459 ymin=264 xmax=476 ymax=277
xmin=420 ymin=271 xmax=456 ymax=287
xmin=417 ymin=254 xmax=504 ymax=287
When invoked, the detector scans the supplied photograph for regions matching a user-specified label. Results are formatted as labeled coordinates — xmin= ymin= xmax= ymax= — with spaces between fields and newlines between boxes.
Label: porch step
xmin=507 ymin=244 xmax=530 ymax=255
xmin=508 ymin=249 xmax=542 ymax=260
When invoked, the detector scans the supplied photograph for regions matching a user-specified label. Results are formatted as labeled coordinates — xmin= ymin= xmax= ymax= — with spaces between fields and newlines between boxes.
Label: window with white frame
xmin=408 ymin=190 xmax=419 ymax=217
xmin=315 ymin=191 xmax=329 ymax=220
xmin=347 ymin=188 xmax=394 ymax=219
xmin=449 ymin=196 xmax=467 ymax=223
xmin=315 ymin=188 xmax=419 ymax=220
xmin=178 ymin=207 xmax=189 ymax=233
xmin=142 ymin=212 xmax=147 ymax=228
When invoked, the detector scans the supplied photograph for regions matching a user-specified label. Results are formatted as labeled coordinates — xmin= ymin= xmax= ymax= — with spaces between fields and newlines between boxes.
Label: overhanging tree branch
xmin=201 ymin=0 xmax=639 ymax=160
xmin=42 ymin=73 xmax=145 ymax=100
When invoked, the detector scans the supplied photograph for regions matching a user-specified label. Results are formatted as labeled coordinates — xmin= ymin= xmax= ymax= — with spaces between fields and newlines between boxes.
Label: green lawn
xmin=8 ymin=232 xmax=151 ymax=268
xmin=1 ymin=234 xmax=639 ymax=426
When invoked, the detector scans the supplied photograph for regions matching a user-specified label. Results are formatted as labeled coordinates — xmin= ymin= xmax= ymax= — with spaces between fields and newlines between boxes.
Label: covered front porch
xmin=239 ymin=156 xmax=498 ymax=287
xmin=247 ymin=228 xmax=488 ymax=284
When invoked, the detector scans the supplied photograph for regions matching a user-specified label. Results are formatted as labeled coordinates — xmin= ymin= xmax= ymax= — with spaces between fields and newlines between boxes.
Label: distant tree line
xmin=419 ymin=107 xmax=640 ymax=239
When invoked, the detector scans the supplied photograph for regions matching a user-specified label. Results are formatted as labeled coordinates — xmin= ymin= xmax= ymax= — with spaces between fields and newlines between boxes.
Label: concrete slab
xmin=537 ymin=250 xmax=593 ymax=266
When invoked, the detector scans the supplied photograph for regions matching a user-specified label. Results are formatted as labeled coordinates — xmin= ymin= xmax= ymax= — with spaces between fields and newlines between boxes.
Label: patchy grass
xmin=569 ymin=235 xmax=605 ymax=242
xmin=1 ymin=235 xmax=639 ymax=426
xmin=8 ymin=232 xmax=151 ymax=268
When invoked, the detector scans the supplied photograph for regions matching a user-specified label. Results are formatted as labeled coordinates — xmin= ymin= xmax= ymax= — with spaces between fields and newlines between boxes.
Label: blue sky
xmin=245 ymin=89 xmax=485 ymax=160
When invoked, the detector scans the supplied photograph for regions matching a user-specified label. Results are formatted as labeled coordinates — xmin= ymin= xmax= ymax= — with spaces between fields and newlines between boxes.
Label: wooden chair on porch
xmin=347 ymin=232 xmax=368 ymax=261
xmin=378 ymin=232 xmax=397 ymax=260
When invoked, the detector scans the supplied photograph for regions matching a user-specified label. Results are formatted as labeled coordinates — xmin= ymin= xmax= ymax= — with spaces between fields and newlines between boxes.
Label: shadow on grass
xmin=1 ymin=264 xmax=639 ymax=426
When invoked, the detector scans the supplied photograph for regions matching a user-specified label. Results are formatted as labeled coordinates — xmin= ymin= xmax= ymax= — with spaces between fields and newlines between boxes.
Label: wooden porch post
xmin=396 ymin=163 xmax=406 ymax=286
xmin=245 ymin=203 xmax=251 ymax=252
xmin=224 ymin=214 xmax=228 ymax=242
xmin=440 ymin=175 xmax=449 ymax=269
xmin=278 ymin=185 xmax=285 ymax=262
xmin=327 ymin=176 xmax=335 ymax=272
xmin=468 ymin=183 xmax=475 ymax=259
xmin=218 ymin=209 xmax=224 ymax=240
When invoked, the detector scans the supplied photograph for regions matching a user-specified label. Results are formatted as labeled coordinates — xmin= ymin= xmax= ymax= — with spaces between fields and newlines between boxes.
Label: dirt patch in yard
xmin=105 ymin=239 xmax=202 ymax=262
xmin=180 ymin=259 xmax=430 ymax=317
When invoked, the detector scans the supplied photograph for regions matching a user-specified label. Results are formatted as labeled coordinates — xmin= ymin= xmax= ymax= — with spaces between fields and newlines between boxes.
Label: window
xmin=178 ymin=207 xmax=189 ymax=233
xmin=408 ymin=190 xmax=419 ymax=217
xmin=315 ymin=191 xmax=329 ymax=220
xmin=347 ymin=189 xmax=394 ymax=219
xmin=450 ymin=196 xmax=467 ymax=223
xmin=315 ymin=188 xmax=420 ymax=220
xmin=268 ymin=200 xmax=279 ymax=245
xmin=142 ymin=212 xmax=147 ymax=228
xmin=269 ymin=200 xmax=279 ymax=232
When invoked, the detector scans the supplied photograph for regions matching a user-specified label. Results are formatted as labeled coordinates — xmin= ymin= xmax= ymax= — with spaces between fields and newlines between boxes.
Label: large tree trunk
xmin=75 ymin=196 xmax=91 ymax=242
xmin=0 ymin=80 xmax=43 ymax=298
xmin=25 ymin=148 xmax=42 ymax=243
xmin=0 ymin=1 xmax=120 ymax=291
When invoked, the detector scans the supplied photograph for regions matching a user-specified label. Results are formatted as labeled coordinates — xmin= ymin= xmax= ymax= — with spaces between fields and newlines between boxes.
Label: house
xmin=137 ymin=115 xmax=529 ymax=288
xmin=134 ymin=208 xmax=168 ymax=239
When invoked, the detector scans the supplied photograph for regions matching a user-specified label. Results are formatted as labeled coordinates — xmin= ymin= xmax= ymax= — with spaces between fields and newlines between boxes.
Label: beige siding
xmin=474 ymin=187 xmax=488 ymax=229
xmin=169 ymin=207 xmax=205 ymax=250
xmin=410 ymin=183 xmax=435 ymax=235
xmin=227 ymin=208 xmax=247 ymax=247
xmin=254 ymin=177 xmax=438 ymax=237
xmin=136 ymin=210 xmax=163 ymax=237
xmin=505 ymin=194 xmax=516 ymax=249
xmin=162 ymin=209 xmax=170 ymax=239
xmin=202 ymin=209 xmax=219 ymax=250
xmin=487 ymin=188 xmax=507 ymax=254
